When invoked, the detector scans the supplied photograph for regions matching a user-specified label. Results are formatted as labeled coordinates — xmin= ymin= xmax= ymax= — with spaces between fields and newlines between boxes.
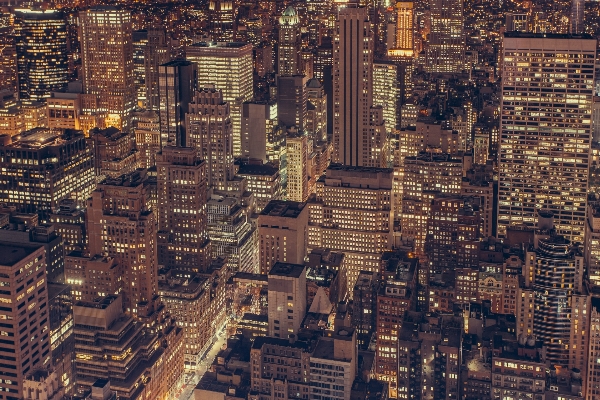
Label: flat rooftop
xmin=0 ymin=243 xmax=41 ymax=266
xmin=237 ymin=163 xmax=279 ymax=176
xmin=269 ymin=262 xmax=305 ymax=278
xmin=260 ymin=200 xmax=305 ymax=218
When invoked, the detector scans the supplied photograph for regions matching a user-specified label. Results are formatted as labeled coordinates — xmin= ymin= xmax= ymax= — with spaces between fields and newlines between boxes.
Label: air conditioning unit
xmin=549 ymin=385 xmax=558 ymax=392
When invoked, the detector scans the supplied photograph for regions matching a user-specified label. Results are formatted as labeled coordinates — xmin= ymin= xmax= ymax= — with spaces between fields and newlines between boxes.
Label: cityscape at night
xmin=0 ymin=0 xmax=600 ymax=399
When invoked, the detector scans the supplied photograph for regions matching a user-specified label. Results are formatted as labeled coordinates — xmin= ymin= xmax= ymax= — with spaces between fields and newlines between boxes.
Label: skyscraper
xmin=186 ymin=42 xmax=253 ymax=156
xmin=388 ymin=2 xmax=414 ymax=58
xmin=79 ymin=6 xmax=136 ymax=131
xmin=208 ymin=0 xmax=235 ymax=42
xmin=498 ymin=34 xmax=596 ymax=242
xmin=156 ymin=146 xmax=211 ymax=272
xmin=286 ymin=133 xmax=309 ymax=202
xmin=185 ymin=88 xmax=234 ymax=191
xmin=570 ymin=0 xmax=585 ymax=34
xmin=333 ymin=4 xmax=387 ymax=168
xmin=14 ymin=9 xmax=68 ymax=103
xmin=278 ymin=6 xmax=301 ymax=76
xmin=0 ymin=243 xmax=49 ymax=399
xmin=145 ymin=27 xmax=170 ymax=111
xmin=158 ymin=60 xmax=196 ymax=147
xmin=132 ymin=30 xmax=147 ymax=108
xmin=425 ymin=0 xmax=465 ymax=73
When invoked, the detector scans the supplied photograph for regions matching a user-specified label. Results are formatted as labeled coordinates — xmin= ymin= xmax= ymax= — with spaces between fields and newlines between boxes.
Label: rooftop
xmin=0 ymin=243 xmax=41 ymax=266
xmin=269 ymin=262 xmax=305 ymax=279
xmin=260 ymin=200 xmax=305 ymax=218
xmin=237 ymin=163 xmax=279 ymax=176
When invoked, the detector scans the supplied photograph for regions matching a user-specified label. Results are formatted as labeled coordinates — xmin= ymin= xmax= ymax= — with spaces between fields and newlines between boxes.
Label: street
xmin=176 ymin=328 xmax=228 ymax=400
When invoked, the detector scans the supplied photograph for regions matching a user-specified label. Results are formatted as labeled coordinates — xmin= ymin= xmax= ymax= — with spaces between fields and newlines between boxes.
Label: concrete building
xmin=498 ymin=34 xmax=596 ymax=242
xmin=79 ymin=6 xmax=136 ymax=131
xmin=186 ymin=42 xmax=253 ymax=156
xmin=286 ymin=133 xmax=309 ymax=202
xmin=426 ymin=0 xmax=465 ymax=73
xmin=0 ymin=129 xmax=95 ymax=219
xmin=278 ymin=7 xmax=301 ymax=76
xmin=88 ymin=127 xmax=139 ymax=180
xmin=158 ymin=60 xmax=196 ymax=147
xmin=258 ymin=200 xmax=308 ymax=274
xmin=0 ymin=243 xmax=49 ymax=398
xmin=267 ymin=262 xmax=307 ymax=339
xmin=236 ymin=162 xmax=282 ymax=213
xmin=156 ymin=146 xmax=211 ymax=272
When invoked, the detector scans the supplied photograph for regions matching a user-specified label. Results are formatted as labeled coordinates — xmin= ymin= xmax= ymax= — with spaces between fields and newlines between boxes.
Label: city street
xmin=176 ymin=328 xmax=228 ymax=400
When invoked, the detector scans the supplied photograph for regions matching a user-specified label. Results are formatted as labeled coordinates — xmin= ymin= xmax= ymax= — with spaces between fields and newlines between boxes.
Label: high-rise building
xmin=87 ymin=170 xmax=158 ymax=315
xmin=79 ymin=6 xmax=136 ymax=131
xmin=14 ymin=9 xmax=68 ymax=103
xmin=156 ymin=146 xmax=211 ymax=272
xmin=286 ymin=133 xmax=309 ymax=202
xmin=186 ymin=42 xmax=253 ymax=157
xmin=0 ymin=243 xmax=50 ymax=399
xmin=278 ymin=6 xmax=301 ymax=76
xmin=240 ymin=102 xmax=286 ymax=173
xmin=505 ymin=13 xmax=529 ymax=32
xmin=570 ymin=0 xmax=585 ymax=34
xmin=498 ymin=34 xmax=596 ymax=242
xmin=236 ymin=162 xmax=282 ymax=213
xmin=0 ymin=128 xmax=95 ymax=218
xmin=517 ymin=217 xmax=588 ymax=368
xmin=305 ymin=78 xmax=327 ymax=142
xmin=158 ymin=60 xmax=196 ymax=147
xmin=307 ymin=164 xmax=393 ymax=288
xmin=185 ymin=88 xmax=234 ymax=191
xmin=425 ymin=0 xmax=465 ymax=73
xmin=208 ymin=0 xmax=235 ymax=42
xmin=267 ymin=262 xmax=307 ymax=338
xmin=373 ymin=61 xmax=402 ymax=132
xmin=333 ymin=4 xmax=387 ymax=168
xmin=258 ymin=200 xmax=308 ymax=274
xmin=206 ymin=197 xmax=257 ymax=273
xmin=587 ymin=297 xmax=600 ymax=399
xmin=132 ymin=30 xmax=147 ymax=108
xmin=133 ymin=110 xmax=161 ymax=168
xmin=88 ymin=126 xmax=139 ymax=180
xmin=388 ymin=2 xmax=414 ymax=58
xmin=278 ymin=75 xmax=307 ymax=130
xmin=145 ymin=27 xmax=170 ymax=111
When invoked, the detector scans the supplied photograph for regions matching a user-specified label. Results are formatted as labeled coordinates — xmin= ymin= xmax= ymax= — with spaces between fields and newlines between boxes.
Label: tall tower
xmin=87 ymin=171 xmax=158 ymax=316
xmin=186 ymin=42 xmax=253 ymax=156
xmin=145 ymin=27 xmax=171 ymax=111
xmin=498 ymin=34 xmax=596 ymax=242
xmin=389 ymin=2 xmax=414 ymax=58
xmin=156 ymin=146 xmax=211 ymax=272
xmin=278 ymin=6 xmax=301 ymax=76
xmin=426 ymin=0 xmax=465 ymax=73
xmin=79 ymin=6 xmax=136 ymax=131
xmin=14 ymin=9 xmax=68 ymax=103
xmin=570 ymin=0 xmax=585 ymax=34
xmin=158 ymin=60 xmax=196 ymax=147
xmin=208 ymin=0 xmax=235 ymax=42
xmin=185 ymin=87 xmax=235 ymax=191
xmin=333 ymin=4 xmax=386 ymax=167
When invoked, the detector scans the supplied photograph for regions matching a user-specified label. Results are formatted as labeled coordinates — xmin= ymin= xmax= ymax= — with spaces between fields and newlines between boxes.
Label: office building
xmin=158 ymin=60 xmax=196 ymax=147
xmin=425 ymin=0 xmax=465 ymax=73
xmin=186 ymin=42 xmax=253 ymax=156
xmin=145 ymin=27 xmax=171 ymax=111
xmin=307 ymin=164 xmax=393 ymax=288
xmin=333 ymin=4 xmax=387 ymax=168
xmin=278 ymin=75 xmax=307 ymax=130
xmin=352 ymin=270 xmax=378 ymax=349
xmin=305 ymin=78 xmax=327 ymax=142
xmin=133 ymin=110 xmax=161 ymax=169
xmin=0 ymin=128 xmax=95 ymax=218
xmin=267 ymin=262 xmax=307 ymax=338
xmin=79 ymin=6 xmax=136 ymax=131
xmin=14 ymin=9 xmax=68 ymax=103
xmin=236 ymin=162 xmax=282 ymax=213
xmin=0 ymin=243 xmax=49 ymax=399
xmin=47 ymin=87 xmax=82 ymax=131
xmin=373 ymin=61 xmax=401 ymax=132
xmin=498 ymin=34 xmax=596 ymax=242
xmin=207 ymin=197 xmax=257 ymax=273
xmin=570 ymin=0 xmax=584 ymax=34
xmin=286 ymin=133 xmax=309 ymax=202
xmin=88 ymin=127 xmax=139 ymax=180
xmin=587 ymin=298 xmax=600 ymax=399
xmin=156 ymin=146 xmax=211 ymax=272
xmin=401 ymin=153 xmax=463 ymax=253
xmin=49 ymin=199 xmax=86 ymax=254
xmin=208 ymin=0 xmax=235 ymax=42
xmin=505 ymin=13 xmax=529 ymax=32
xmin=278 ymin=6 xmax=301 ymax=76
xmin=185 ymin=88 xmax=234 ymax=191
xmin=132 ymin=30 xmax=147 ymax=108
xmin=87 ymin=170 xmax=157 ymax=315
xmin=258 ymin=200 xmax=308 ymax=274
xmin=73 ymin=295 xmax=184 ymax=399
xmin=388 ymin=2 xmax=414 ymax=58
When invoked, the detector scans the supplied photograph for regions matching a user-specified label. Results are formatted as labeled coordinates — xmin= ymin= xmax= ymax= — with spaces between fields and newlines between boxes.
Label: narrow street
xmin=176 ymin=328 xmax=228 ymax=400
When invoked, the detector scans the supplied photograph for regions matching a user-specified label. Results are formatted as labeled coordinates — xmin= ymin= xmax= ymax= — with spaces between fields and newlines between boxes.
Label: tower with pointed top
xmin=278 ymin=6 xmax=301 ymax=76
